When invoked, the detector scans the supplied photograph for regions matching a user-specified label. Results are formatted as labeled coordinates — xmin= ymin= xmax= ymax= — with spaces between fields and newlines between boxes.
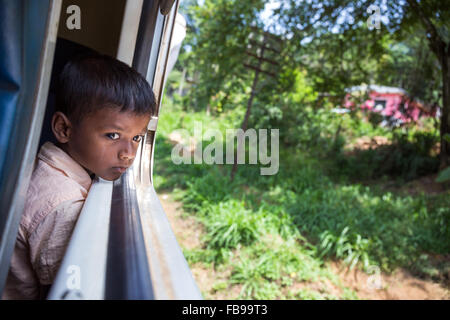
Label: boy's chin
xmin=96 ymin=171 xmax=125 ymax=181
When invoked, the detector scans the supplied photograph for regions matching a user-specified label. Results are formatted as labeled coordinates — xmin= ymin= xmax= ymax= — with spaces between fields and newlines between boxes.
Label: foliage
xmin=334 ymin=130 xmax=440 ymax=181
xmin=154 ymin=102 xmax=449 ymax=299
xmin=276 ymin=0 xmax=450 ymax=167
xmin=154 ymin=0 xmax=450 ymax=299
xmin=177 ymin=0 xmax=268 ymax=113
xmin=202 ymin=200 xmax=262 ymax=250
xmin=436 ymin=166 xmax=450 ymax=183
xmin=436 ymin=134 xmax=450 ymax=182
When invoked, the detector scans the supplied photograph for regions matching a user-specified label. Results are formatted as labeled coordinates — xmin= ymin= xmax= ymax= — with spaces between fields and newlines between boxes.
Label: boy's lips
xmin=112 ymin=166 xmax=128 ymax=173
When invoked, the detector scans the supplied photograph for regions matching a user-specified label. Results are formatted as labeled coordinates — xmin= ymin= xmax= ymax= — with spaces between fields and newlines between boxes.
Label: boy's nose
xmin=118 ymin=144 xmax=135 ymax=162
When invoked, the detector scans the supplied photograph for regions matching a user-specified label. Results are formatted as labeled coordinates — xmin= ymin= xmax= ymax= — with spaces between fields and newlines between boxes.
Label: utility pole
xmin=230 ymin=29 xmax=281 ymax=181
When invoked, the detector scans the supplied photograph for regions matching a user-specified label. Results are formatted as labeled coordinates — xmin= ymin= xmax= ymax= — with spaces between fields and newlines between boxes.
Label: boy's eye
xmin=133 ymin=135 xmax=144 ymax=142
xmin=106 ymin=133 xmax=120 ymax=140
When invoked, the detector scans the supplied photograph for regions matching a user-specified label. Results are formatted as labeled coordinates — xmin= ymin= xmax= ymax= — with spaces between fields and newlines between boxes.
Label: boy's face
xmin=65 ymin=108 xmax=150 ymax=181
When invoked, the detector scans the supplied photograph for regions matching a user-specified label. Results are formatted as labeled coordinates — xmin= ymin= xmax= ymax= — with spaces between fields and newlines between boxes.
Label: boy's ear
xmin=51 ymin=111 xmax=73 ymax=143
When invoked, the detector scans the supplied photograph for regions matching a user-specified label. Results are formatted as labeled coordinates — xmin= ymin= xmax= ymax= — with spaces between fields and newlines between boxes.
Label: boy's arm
xmin=28 ymin=199 xmax=84 ymax=288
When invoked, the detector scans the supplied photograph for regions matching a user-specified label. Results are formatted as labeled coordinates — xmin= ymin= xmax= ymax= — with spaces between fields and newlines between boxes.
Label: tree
xmin=406 ymin=0 xmax=450 ymax=169
xmin=180 ymin=0 xmax=268 ymax=113
xmin=278 ymin=0 xmax=450 ymax=168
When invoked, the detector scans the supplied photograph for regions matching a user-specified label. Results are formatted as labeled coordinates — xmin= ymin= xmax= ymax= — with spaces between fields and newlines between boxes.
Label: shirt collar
xmin=37 ymin=142 xmax=93 ymax=192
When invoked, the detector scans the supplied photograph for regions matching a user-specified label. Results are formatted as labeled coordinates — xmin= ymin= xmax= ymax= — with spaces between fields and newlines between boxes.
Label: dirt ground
xmin=159 ymin=192 xmax=450 ymax=300
xmin=328 ymin=261 xmax=449 ymax=300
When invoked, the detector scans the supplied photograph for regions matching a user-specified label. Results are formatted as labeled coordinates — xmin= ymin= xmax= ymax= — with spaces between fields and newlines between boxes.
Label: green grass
xmin=153 ymin=97 xmax=449 ymax=299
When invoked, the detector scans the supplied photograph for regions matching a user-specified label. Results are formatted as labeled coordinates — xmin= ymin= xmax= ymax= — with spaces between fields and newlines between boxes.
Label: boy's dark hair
xmin=56 ymin=54 xmax=156 ymax=124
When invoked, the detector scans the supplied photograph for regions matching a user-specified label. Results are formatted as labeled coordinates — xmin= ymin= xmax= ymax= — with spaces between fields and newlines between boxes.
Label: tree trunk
xmin=440 ymin=53 xmax=450 ymax=169
xmin=406 ymin=0 xmax=450 ymax=169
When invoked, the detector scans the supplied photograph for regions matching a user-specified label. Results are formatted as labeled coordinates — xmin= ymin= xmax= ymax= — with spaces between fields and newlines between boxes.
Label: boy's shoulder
xmin=20 ymin=142 xmax=92 ymax=237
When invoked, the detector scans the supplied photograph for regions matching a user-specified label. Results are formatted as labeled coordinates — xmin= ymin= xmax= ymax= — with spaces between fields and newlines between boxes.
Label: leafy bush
xmin=202 ymin=200 xmax=262 ymax=250
xmin=229 ymin=239 xmax=325 ymax=299
xmin=318 ymin=227 xmax=371 ymax=270
xmin=334 ymin=130 xmax=440 ymax=181
xmin=182 ymin=167 xmax=234 ymax=212
xmin=154 ymin=97 xmax=449 ymax=299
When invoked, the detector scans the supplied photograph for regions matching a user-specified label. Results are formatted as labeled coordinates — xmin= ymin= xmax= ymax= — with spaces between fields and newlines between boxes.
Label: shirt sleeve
xmin=28 ymin=199 xmax=84 ymax=285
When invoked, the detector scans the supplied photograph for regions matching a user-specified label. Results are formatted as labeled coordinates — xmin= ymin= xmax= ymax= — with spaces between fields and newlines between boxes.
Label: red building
xmin=343 ymin=85 xmax=437 ymax=126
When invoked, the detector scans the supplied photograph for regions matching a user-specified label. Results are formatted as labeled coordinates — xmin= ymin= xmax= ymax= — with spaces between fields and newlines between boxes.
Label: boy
xmin=2 ymin=54 xmax=156 ymax=299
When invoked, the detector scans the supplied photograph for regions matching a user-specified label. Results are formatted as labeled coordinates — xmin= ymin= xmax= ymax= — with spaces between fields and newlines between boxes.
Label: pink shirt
xmin=2 ymin=142 xmax=92 ymax=300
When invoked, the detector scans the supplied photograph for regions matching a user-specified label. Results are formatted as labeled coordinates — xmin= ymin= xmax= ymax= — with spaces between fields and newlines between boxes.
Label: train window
xmin=0 ymin=0 xmax=201 ymax=300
